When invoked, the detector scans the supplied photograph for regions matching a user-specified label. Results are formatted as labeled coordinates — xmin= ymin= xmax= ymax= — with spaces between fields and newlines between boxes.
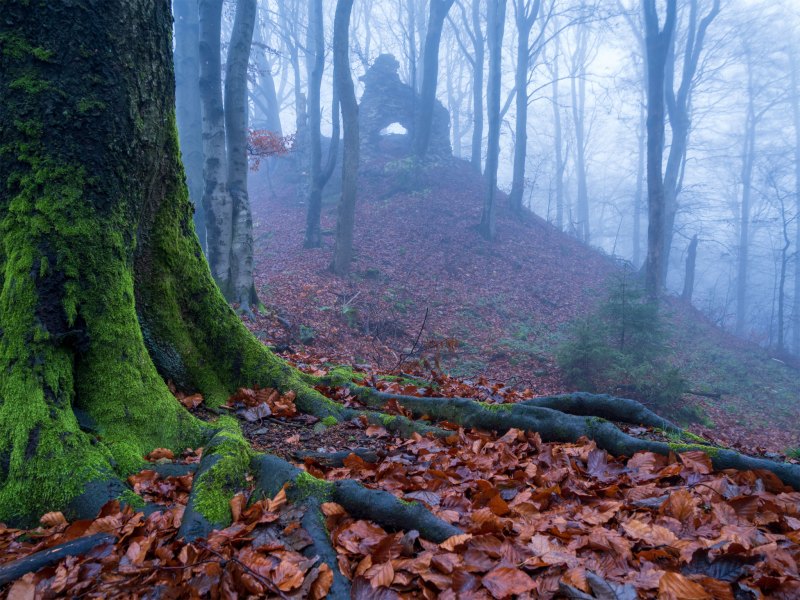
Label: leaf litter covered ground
xmin=247 ymin=155 xmax=800 ymax=453
xmin=4 ymin=156 xmax=800 ymax=597
xmin=3 ymin=366 xmax=800 ymax=598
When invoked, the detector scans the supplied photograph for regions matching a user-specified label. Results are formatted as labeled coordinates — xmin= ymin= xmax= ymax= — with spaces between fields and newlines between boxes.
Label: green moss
xmin=292 ymin=471 xmax=333 ymax=502
xmin=667 ymin=442 xmax=721 ymax=458
xmin=480 ymin=402 xmax=515 ymax=412
xmin=0 ymin=33 xmax=53 ymax=61
xmin=324 ymin=366 xmax=365 ymax=387
xmin=192 ymin=417 xmax=251 ymax=525
xmin=76 ymin=98 xmax=107 ymax=114
xmin=118 ymin=490 xmax=146 ymax=510
xmin=380 ymin=414 xmax=398 ymax=426
xmin=321 ymin=416 xmax=338 ymax=427
xmin=9 ymin=74 xmax=53 ymax=94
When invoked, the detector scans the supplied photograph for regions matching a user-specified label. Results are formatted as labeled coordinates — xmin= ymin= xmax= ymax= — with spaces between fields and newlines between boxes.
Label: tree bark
xmin=414 ymin=0 xmax=455 ymax=159
xmin=0 ymin=0 xmax=335 ymax=526
xmin=251 ymin=20 xmax=283 ymax=135
xmin=304 ymin=0 xmax=340 ymax=249
xmin=225 ymin=0 xmax=259 ymax=312
xmin=478 ymin=0 xmax=507 ymax=240
xmin=790 ymin=50 xmax=800 ymax=356
xmin=331 ymin=0 xmax=359 ymax=276
xmin=174 ymin=0 xmax=207 ymax=251
xmin=735 ymin=53 xmax=757 ymax=336
xmin=660 ymin=0 xmax=720 ymax=286
xmin=508 ymin=0 xmax=541 ymax=216
xmin=642 ymin=0 xmax=677 ymax=302
xmin=682 ymin=234 xmax=698 ymax=303
xmin=470 ymin=0 xmax=485 ymax=171
xmin=570 ymin=25 xmax=590 ymax=244
xmin=198 ymin=0 xmax=234 ymax=295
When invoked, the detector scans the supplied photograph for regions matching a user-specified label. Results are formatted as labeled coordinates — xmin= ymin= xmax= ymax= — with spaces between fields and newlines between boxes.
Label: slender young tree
xmin=414 ymin=0 xmax=456 ymax=158
xmin=790 ymin=48 xmax=800 ymax=355
xmin=452 ymin=0 xmax=485 ymax=170
xmin=224 ymin=0 xmax=259 ymax=313
xmin=660 ymin=0 xmax=720 ymax=285
xmin=568 ymin=13 xmax=592 ymax=242
xmin=174 ymin=0 xmax=206 ymax=250
xmin=682 ymin=234 xmax=698 ymax=303
xmin=642 ymin=0 xmax=677 ymax=301
xmin=304 ymin=0 xmax=340 ymax=249
xmin=508 ymin=0 xmax=542 ymax=215
xmin=478 ymin=0 xmax=507 ymax=240
xmin=198 ymin=0 xmax=233 ymax=290
xmin=331 ymin=0 xmax=359 ymax=275
xmin=251 ymin=15 xmax=283 ymax=134
xmin=735 ymin=50 xmax=758 ymax=336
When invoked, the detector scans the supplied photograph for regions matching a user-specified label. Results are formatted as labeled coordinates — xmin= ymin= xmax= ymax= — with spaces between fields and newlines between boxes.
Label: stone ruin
xmin=358 ymin=54 xmax=451 ymax=159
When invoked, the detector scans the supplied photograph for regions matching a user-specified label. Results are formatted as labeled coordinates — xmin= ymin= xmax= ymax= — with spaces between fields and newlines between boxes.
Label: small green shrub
xmin=558 ymin=275 xmax=689 ymax=415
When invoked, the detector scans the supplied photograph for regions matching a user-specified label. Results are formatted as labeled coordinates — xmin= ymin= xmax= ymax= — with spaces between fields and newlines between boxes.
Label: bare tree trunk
xmin=478 ymin=0 xmax=507 ymax=240
xmin=252 ymin=20 xmax=283 ymax=134
xmin=225 ymin=0 xmax=258 ymax=312
xmin=551 ymin=31 xmax=565 ymax=231
xmin=633 ymin=90 xmax=645 ymax=266
xmin=660 ymin=0 xmax=720 ymax=286
xmin=735 ymin=55 xmax=757 ymax=336
xmin=509 ymin=0 xmax=541 ymax=216
xmin=778 ymin=199 xmax=791 ymax=354
xmin=682 ymin=234 xmax=698 ymax=303
xmin=470 ymin=0 xmax=485 ymax=171
xmin=304 ymin=0 xmax=340 ymax=249
xmin=570 ymin=30 xmax=589 ymax=243
xmin=331 ymin=0 xmax=359 ymax=276
xmin=643 ymin=0 xmax=677 ymax=301
xmin=791 ymin=50 xmax=800 ymax=356
xmin=414 ymin=0 xmax=455 ymax=158
xmin=175 ymin=0 xmax=207 ymax=251
xmin=199 ymin=0 xmax=233 ymax=294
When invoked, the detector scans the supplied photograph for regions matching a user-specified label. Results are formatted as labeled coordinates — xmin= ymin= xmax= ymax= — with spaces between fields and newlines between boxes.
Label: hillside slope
xmin=245 ymin=155 xmax=800 ymax=453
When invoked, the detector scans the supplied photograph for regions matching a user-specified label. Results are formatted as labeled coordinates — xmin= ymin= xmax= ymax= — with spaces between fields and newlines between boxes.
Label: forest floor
xmin=3 ymin=154 xmax=800 ymax=598
xmin=244 ymin=153 xmax=800 ymax=455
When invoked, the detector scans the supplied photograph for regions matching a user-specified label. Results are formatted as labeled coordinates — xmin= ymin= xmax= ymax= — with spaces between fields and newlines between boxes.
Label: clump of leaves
xmin=558 ymin=274 xmax=690 ymax=417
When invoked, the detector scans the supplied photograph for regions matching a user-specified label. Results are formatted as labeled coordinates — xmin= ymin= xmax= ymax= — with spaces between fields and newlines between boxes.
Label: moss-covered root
xmin=179 ymin=418 xmax=250 ymax=541
xmin=352 ymin=392 xmax=800 ymax=490
xmin=331 ymin=480 xmax=462 ymax=542
xmin=291 ymin=448 xmax=380 ymax=467
xmin=251 ymin=454 xmax=463 ymax=542
xmin=251 ymin=454 xmax=351 ymax=600
xmin=251 ymin=453 xmax=464 ymax=597
xmin=0 ymin=533 xmax=116 ymax=587
xmin=519 ymin=392 xmax=684 ymax=435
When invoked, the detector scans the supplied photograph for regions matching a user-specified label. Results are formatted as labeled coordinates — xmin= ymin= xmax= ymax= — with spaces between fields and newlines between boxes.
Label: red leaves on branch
xmin=247 ymin=129 xmax=294 ymax=170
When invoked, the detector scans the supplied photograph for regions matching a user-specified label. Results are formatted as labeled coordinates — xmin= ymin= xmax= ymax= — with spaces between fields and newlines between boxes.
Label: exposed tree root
xmin=0 ymin=534 xmax=115 ymax=586
xmin=291 ymin=448 xmax=380 ymax=467
xmin=344 ymin=385 xmax=800 ymax=489
xmin=518 ymin=392 xmax=684 ymax=434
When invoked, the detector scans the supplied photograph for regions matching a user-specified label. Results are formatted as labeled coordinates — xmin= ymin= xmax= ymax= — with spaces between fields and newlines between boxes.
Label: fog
xmin=177 ymin=0 xmax=800 ymax=356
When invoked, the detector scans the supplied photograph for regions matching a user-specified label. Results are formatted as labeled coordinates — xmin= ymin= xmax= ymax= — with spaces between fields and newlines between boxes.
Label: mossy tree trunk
xmin=0 ymin=0 xmax=313 ymax=525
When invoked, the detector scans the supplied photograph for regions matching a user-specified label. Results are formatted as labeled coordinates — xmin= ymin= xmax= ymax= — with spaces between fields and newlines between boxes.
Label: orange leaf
xmin=679 ymin=451 xmax=713 ymax=475
xmin=482 ymin=565 xmax=536 ymax=599
xmin=369 ymin=562 xmax=394 ymax=589
xmin=7 ymin=572 xmax=37 ymax=600
xmin=273 ymin=560 xmax=304 ymax=591
xmin=310 ymin=563 xmax=334 ymax=599
xmin=440 ymin=533 xmax=472 ymax=551
xmin=230 ymin=493 xmax=247 ymax=522
xmin=146 ymin=448 xmax=174 ymax=461
xmin=321 ymin=502 xmax=346 ymax=517
xmin=40 ymin=511 xmax=67 ymax=528
xmin=268 ymin=486 xmax=288 ymax=512
xmin=658 ymin=572 xmax=712 ymax=599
